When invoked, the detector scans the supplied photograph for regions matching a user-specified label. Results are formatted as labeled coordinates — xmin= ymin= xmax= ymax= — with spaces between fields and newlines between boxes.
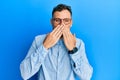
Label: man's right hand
xmin=43 ymin=25 xmax=64 ymax=49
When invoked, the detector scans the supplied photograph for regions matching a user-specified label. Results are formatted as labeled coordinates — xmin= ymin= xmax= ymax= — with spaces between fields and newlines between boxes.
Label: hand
xmin=43 ymin=25 xmax=64 ymax=49
xmin=63 ymin=28 xmax=76 ymax=51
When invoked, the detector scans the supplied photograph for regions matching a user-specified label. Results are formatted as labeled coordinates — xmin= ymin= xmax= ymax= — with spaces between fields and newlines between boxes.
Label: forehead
xmin=53 ymin=10 xmax=71 ymax=18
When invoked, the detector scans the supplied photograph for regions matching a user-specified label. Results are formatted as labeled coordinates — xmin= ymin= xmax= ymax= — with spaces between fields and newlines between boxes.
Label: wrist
xmin=68 ymin=47 xmax=78 ymax=54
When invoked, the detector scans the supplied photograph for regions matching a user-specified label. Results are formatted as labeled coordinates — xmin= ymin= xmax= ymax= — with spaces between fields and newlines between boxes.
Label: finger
xmin=68 ymin=32 xmax=73 ymax=43
xmin=63 ymin=28 xmax=68 ymax=38
xmin=51 ymin=25 xmax=63 ymax=37
xmin=56 ymin=26 xmax=64 ymax=38
xmin=54 ymin=24 xmax=64 ymax=36
xmin=69 ymin=32 xmax=75 ymax=43
xmin=63 ymin=28 xmax=69 ymax=44
xmin=67 ymin=30 xmax=75 ymax=39
xmin=51 ymin=25 xmax=61 ymax=34
xmin=70 ymin=33 xmax=76 ymax=45
xmin=56 ymin=30 xmax=63 ymax=40
xmin=64 ymin=28 xmax=71 ymax=40
xmin=63 ymin=28 xmax=73 ymax=41
xmin=64 ymin=28 xmax=75 ymax=44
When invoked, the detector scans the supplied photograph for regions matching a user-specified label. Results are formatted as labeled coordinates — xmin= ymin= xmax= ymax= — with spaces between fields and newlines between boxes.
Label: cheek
xmin=66 ymin=21 xmax=72 ymax=28
xmin=52 ymin=24 xmax=58 ymax=29
xmin=65 ymin=24 xmax=71 ymax=29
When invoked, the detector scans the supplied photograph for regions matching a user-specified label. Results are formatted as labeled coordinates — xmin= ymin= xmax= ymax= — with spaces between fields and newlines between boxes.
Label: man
xmin=20 ymin=4 xmax=93 ymax=80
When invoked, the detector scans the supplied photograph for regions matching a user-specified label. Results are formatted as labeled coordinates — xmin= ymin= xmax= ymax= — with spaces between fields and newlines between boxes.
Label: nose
xmin=60 ymin=19 xmax=64 ymax=25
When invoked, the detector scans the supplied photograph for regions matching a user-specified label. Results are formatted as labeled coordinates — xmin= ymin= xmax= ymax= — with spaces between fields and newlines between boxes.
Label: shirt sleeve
xmin=69 ymin=39 xmax=93 ymax=80
xmin=20 ymin=37 xmax=48 ymax=80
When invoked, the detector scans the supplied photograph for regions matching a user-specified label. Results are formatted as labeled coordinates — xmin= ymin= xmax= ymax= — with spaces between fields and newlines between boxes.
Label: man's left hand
xmin=63 ymin=28 xmax=76 ymax=51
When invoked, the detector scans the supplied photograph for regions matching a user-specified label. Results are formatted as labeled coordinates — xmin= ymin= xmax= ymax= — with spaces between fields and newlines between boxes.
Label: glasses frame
xmin=52 ymin=18 xmax=72 ymax=25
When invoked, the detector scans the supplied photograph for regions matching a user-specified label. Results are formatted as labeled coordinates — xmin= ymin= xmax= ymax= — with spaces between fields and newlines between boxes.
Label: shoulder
xmin=33 ymin=34 xmax=47 ymax=47
xmin=35 ymin=34 xmax=47 ymax=41
xmin=76 ymin=37 xmax=85 ymax=48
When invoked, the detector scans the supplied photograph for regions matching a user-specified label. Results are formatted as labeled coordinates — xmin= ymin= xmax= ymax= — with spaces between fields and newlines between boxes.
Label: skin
xmin=43 ymin=10 xmax=76 ymax=51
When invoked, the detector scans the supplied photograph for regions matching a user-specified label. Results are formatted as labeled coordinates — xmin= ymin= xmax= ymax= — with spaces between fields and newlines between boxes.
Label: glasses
xmin=52 ymin=18 xmax=71 ymax=25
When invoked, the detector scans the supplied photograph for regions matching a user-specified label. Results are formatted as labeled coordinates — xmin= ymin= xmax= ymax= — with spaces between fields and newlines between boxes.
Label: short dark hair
xmin=52 ymin=4 xmax=72 ymax=17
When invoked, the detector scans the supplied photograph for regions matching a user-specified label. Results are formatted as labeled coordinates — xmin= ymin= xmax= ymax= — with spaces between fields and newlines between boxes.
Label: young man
xmin=20 ymin=4 xmax=93 ymax=80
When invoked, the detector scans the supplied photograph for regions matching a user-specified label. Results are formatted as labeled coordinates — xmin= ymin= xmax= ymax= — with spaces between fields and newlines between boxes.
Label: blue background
xmin=0 ymin=0 xmax=120 ymax=80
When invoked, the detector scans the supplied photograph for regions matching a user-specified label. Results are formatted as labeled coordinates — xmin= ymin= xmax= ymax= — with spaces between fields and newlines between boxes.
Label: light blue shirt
xmin=20 ymin=34 xmax=93 ymax=80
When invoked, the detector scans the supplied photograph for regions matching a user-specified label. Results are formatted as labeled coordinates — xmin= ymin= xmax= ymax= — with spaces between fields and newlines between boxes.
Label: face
xmin=51 ymin=10 xmax=72 ymax=29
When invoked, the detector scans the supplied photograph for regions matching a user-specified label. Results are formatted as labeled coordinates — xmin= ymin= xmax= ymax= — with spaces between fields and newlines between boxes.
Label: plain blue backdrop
xmin=0 ymin=0 xmax=120 ymax=80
